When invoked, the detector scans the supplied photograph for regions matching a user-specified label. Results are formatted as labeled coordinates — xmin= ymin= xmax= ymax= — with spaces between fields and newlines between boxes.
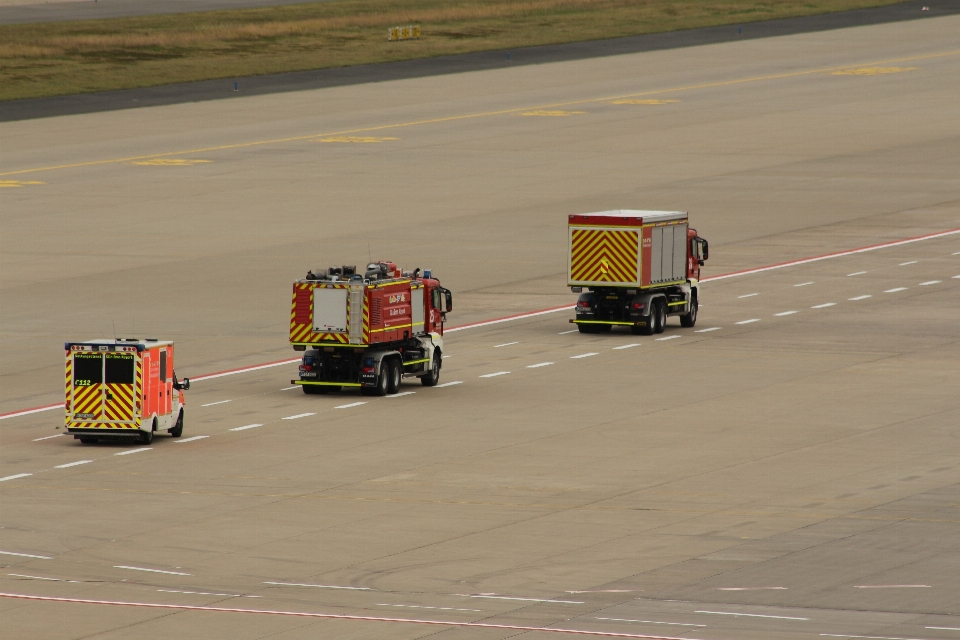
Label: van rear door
xmin=71 ymin=352 xmax=103 ymax=422
xmin=104 ymin=351 xmax=136 ymax=424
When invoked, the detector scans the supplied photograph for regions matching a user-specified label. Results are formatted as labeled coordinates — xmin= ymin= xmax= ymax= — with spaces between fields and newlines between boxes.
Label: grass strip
xmin=1 ymin=0 xmax=905 ymax=101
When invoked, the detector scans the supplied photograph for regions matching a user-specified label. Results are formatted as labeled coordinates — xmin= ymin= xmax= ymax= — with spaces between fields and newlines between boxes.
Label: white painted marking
xmin=384 ymin=392 xmax=415 ymax=398
xmin=570 ymin=353 xmax=598 ymax=359
xmin=954 ymin=251 xmax=960 ymax=255
xmin=794 ymin=282 xmax=814 ymax=287
xmin=282 ymin=413 xmax=316 ymax=420
xmin=0 ymin=551 xmax=51 ymax=560
xmin=884 ymin=287 xmax=908 ymax=293
xmin=695 ymin=327 xmax=721 ymax=332
xmin=377 ymin=603 xmax=482 ymax=612
xmin=954 ymin=275 xmax=960 ymax=279
xmin=847 ymin=271 xmax=867 ymax=276
xmin=435 ymin=381 xmax=462 ymax=388
xmin=8 ymin=574 xmax=64 ymax=581
xmin=853 ymin=584 xmax=930 ymax=588
xmin=281 ymin=386 xmax=298 ymax=391
xmin=613 ymin=343 xmax=641 ymax=349
xmin=918 ymin=280 xmax=941 ymax=286
xmin=735 ymin=319 xmax=760 ymax=325
xmin=201 ymin=400 xmax=231 ymax=407
xmin=558 ymin=329 xmax=578 ymax=334
xmin=460 ymin=594 xmax=584 ymax=604
xmin=446 ymin=304 xmax=573 ymax=332
xmin=479 ymin=371 xmax=510 ymax=378
xmin=899 ymin=261 xmax=917 ymax=266
xmin=494 ymin=342 xmax=519 ymax=348
xmin=32 ymin=434 xmax=63 ymax=441
xmin=55 ymin=460 xmax=92 ymax=469
xmin=229 ymin=424 xmax=263 ymax=432
xmin=264 ymin=582 xmax=371 ymax=590
xmin=191 ymin=358 xmax=300 ymax=382
xmin=527 ymin=362 xmax=553 ymax=368
xmin=927 ymin=627 xmax=960 ymax=631
xmin=811 ymin=303 xmax=836 ymax=309
xmin=174 ymin=435 xmax=209 ymax=443
xmin=441 ymin=355 xmax=451 ymax=359
xmin=0 ymin=474 xmax=33 ymax=482
xmin=655 ymin=335 xmax=680 ymax=341
xmin=697 ymin=610 xmax=808 ymax=620
xmin=114 ymin=565 xmax=191 ymax=576
xmin=0 ymin=404 xmax=63 ymax=420
xmin=334 ymin=402 xmax=366 ymax=409
xmin=774 ymin=311 xmax=798 ymax=316
xmin=848 ymin=295 xmax=872 ymax=301
xmin=595 ymin=618 xmax=704 ymax=627
xmin=158 ymin=589 xmax=260 ymax=598
xmin=716 ymin=587 xmax=788 ymax=591
xmin=737 ymin=293 xmax=759 ymax=298
xmin=115 ymin=448 xmax=152 ymax=456
xmin=821 ymin=635 xmax=934 ymax=640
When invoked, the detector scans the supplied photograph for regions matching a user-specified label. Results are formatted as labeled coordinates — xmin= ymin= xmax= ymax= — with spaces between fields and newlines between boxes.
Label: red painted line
xmin=0 ymin=403 xmax=64 ymax=420
xmin=0 ymin=592 xmax=697 ymax=639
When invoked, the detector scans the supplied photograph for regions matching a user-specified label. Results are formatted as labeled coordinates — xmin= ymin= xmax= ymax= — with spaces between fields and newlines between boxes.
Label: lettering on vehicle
xmin=642 ymin=237 xmax=652 ymax=248
xmin=389 ymin=293 xmax=406 ymax=304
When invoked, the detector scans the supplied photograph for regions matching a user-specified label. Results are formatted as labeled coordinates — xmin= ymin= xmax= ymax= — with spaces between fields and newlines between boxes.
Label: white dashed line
xmin=774 ymin=311 xmax=798 ymax=316
xmin=479 ymin=371 xmax=510 ymax=378
xmin=595 ymin=618 xmax=704 ymax=627
xmin=281 ymin=386 xmax=298 ymax=391
xmin=0 ymin=474 xmax=32 ymax=482
xmin=927 ymin=627 xmax=960 ymax=631
xmin=282 ymin=413 xmax=316 ymax=420
xmin=612 ymin=343 xmax=641 ymax=349
xmin=0 ymin=550 xmax=51 ymax=559
xmin=811 ymin=303 xmax=836 ymax=309
xmin=174 ymin=435 xmax=209 ymax=443
xmin=954 ymin=275 xmax=960 ymax=279
xmin=201 ymin=400 xmax=231 ymax=407
xmin=697 ymin=610 xmax=808 ymax=620
xmin=884 ymin=287 xmax=908 ymax=293
xmin=229 ymin=424 xmax=263 ymax=432
xmin=821 ymin=635 xmax=930 ymax=640
xmin=158 ymin=589 xmax=260 ymax=598
xmin=918 ymin=280 xmax=941 ymax=286
xmin=32 ymin=434 xmax=63 ymax=442
xmin=656 ymin=335 xmax=681 ymax=341
xmin=115 ymin=448 xmax=152 ymax=456
xmin=460 ymin=594 xmax=584 ymax=604
xmin=494 ymin=342 xmax=519 ymax=348
xmin=436 ymin=381 xmax=463 ymax=387
xmin=847 ymin=271 xmax=867 ymax=276
xmin=527 ymin=362 xmax=553 ymax=368
xmin=899 ymin=261 xmax=917 ymax=266
xmin=735 ymin=319 xmax=760 ymax=325
xmin=848 ymin=295 xmax=872 ymax=301
xmin=716 ymin=587 xmax=787 ymax=591
xmin=695 ymin=327 xmax=721 ymax=332
xmin=853 ymin=584 xmax=930 ymax=588
xmin=794 ymin=282 xmax=814 ymax=287
xmin=8 ymin=574 xmax=67 ymax=581
xmin=570 ymin=353 xmax=598 ymax=359
xmin=264 ymin=582 xmax=371 ymax=590
xmin=55 ymin=460 xmax=92 ymax=469
xmin=737 ymin=293 xmax=759 ymax=298
xmin=384 ymin=392 xmax=415 ymax=398
xmin=558 ymin=329 xmax=579 ymax=334
xmin=377 ymin=603 xmax=482 ymax=612
xmin=114 ymin=565 xmax=191 ymax=576
xmin=334 ymin=402 xmax=366 ymax=409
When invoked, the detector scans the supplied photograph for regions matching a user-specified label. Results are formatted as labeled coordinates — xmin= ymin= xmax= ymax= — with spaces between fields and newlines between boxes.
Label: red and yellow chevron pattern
xmin=64 ymin=352 xmax=72 ymax=428
xmin=104 ymin=383 xmax=134 ymax=422
xmin=72 ymin=381 xmax=102 ymax=421
xmin=135 ymin=359 xmax=142 ymax=425
xmin=290 ymin=282 xmax=351 ymax=344
xmin=570 ymin=228 xmax=639 ymax=284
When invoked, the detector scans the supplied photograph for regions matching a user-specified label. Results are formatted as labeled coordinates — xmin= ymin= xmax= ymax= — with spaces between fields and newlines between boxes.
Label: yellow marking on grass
xmin=315 ymin=136 xmax=399 ymax=143
xmin=130 ymin=158 xmax=212 ymax=166
xmin=0 ymin=180 xmax=45 ymax=188
xmin=518 ymin=109 xmax=585 ymax=116
xmin=0 ymin=49 xmax=956 ymax=178
xmin=611 ymin=99 xmax=679 ymax=105
xmin=832 ymin=66 xmax=918 ymax=75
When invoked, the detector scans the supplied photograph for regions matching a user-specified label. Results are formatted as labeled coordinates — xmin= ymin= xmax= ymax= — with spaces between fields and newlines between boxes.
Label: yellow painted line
xmin=1 ymin=48 xmax=957 ymax=179
xmin=0 ymin=180 xmax=45 ymax=188
xmin=129 ymin=158 xmax=212 ymax=166
xmin=518 ymin=110 xmax=585 ymax=116
xmin=831 ymin=66 xmax=918 ymax=75
xmin=315 ymin=136 xmax=399 ymax=143
xmin=611 ymin=99 xmax=679 ymax=105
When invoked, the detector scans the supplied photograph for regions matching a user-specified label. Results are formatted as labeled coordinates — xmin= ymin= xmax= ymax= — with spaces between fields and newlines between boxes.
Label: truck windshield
xmin=105 ymin=353 xmax=135 ymax=384
xmin=73 ymin=353 xmax=103 ymax=386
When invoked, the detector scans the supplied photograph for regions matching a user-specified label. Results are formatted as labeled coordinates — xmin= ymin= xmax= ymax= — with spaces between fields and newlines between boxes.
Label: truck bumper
xmin=570 ymin=319 xmax=646 ymax=327
xmin=292 ymin=380 xmax=362 ymax=388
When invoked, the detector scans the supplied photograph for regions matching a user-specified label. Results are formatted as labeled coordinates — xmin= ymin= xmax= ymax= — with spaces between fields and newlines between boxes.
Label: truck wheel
xmin=79 ymin=436 xmax=98 ymax=444
xmin=387 ymin=359 xmax=401 ymax=394
xmin=654 ymin=301 xmax=667 ymax=334
xmin=140 ymin=426 xmax=154 ymax=445
xmin=372 ymin=364 xmax=389 ymax=396
xmin=303 ymin=385 xmax=327 ymax=395
xmin=421 ymin=352 xmax=441 ymax=386
xmin=170 ymin=411 xmax=183 ymax=438
xmin=680 ymin=294 xmax=698 ymax=328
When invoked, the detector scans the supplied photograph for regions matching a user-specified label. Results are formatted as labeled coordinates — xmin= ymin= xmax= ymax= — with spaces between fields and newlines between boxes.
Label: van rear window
xmin=73 ymin=353 xmax=102 ymax=385
xmin=105 ymin=353 xmax=135 ymax=384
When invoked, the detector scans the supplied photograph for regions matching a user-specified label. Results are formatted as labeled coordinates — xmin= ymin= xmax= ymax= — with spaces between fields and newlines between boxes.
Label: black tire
xmin=577 ymin=324 xmax=598 ymax=334
xmin=654 ymin=300 xmax=667 ymax=334
xmin=170 ymin=411 xmax=183 ymax=438
xmin=372 ymin=363 xmax=389 ymax=396
xmin=303 ymin=385 xmax=327 ymax=395
xmin=387 ymin=359 xmax=401 ymax=394
xmin=140 ymin=425 xmax=154 ymax=445
xmin=420 ymin=352 xmax=441 ymax=387
xmin=79 ymin=436 xmax=98 ymax=444
xmin=598 ymin=324 xmax=612 ymax=333
xmin=680 ymin=294 xmax=698 ymax=328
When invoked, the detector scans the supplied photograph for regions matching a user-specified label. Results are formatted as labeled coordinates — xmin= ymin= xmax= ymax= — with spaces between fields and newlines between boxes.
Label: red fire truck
xmin=290 ymin=262 xmax=452 ymax=395
xmin=64 ymin=339 xmax=190 ymax=444
xmin=567 ymin=210 xmax=709 ymax=334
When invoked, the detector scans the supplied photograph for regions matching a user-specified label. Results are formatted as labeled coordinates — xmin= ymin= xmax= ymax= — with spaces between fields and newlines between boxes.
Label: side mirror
xmin=177 ymin=378 xmax=190 ymax=391
xmin=444 ymin=289 xmax=453 ymax=313
xmin=698 ymin=259 xmax=705 ymax=267
xmin=701 ymin=239 xmax=709 ymax=261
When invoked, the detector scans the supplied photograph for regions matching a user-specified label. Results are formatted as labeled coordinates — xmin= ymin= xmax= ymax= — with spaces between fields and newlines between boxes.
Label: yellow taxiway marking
xmin=518 ymin=109 xmax=585 ymax=116
xmin=1 ymin=49 xmax=956 ymax=178
xmin=611 ymin=99 xmax=680 ymax=105
xmin=315 ymin=136 xmax=399 ymax=143
xmin=832 ymin=66 xmax=918 ymax=75
xmin=0 ymin=180 xmax=45 ymax=188
xmin=129 ymin=158 xmax=212 ymax=166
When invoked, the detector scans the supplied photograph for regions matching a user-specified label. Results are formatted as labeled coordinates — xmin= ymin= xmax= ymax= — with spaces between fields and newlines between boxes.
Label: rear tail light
xmin=577 ymin=301 xmax=591 ymax=308
xmin=632 ymin=303 xmax=644 ymax=310
xmin=300 ymin=364 xmax=313 ymax=371
xmin=361 ymin=366 xmax=375 ymax=374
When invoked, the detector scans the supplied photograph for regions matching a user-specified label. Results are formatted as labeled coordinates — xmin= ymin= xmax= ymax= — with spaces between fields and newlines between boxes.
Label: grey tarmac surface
xmin=3 ymin=0 xmax=960 ymax=121
xmin=0 ymin=0 xmax=335 ymax=25
xmin=1 ymin=14 xmax=959 ymax=640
